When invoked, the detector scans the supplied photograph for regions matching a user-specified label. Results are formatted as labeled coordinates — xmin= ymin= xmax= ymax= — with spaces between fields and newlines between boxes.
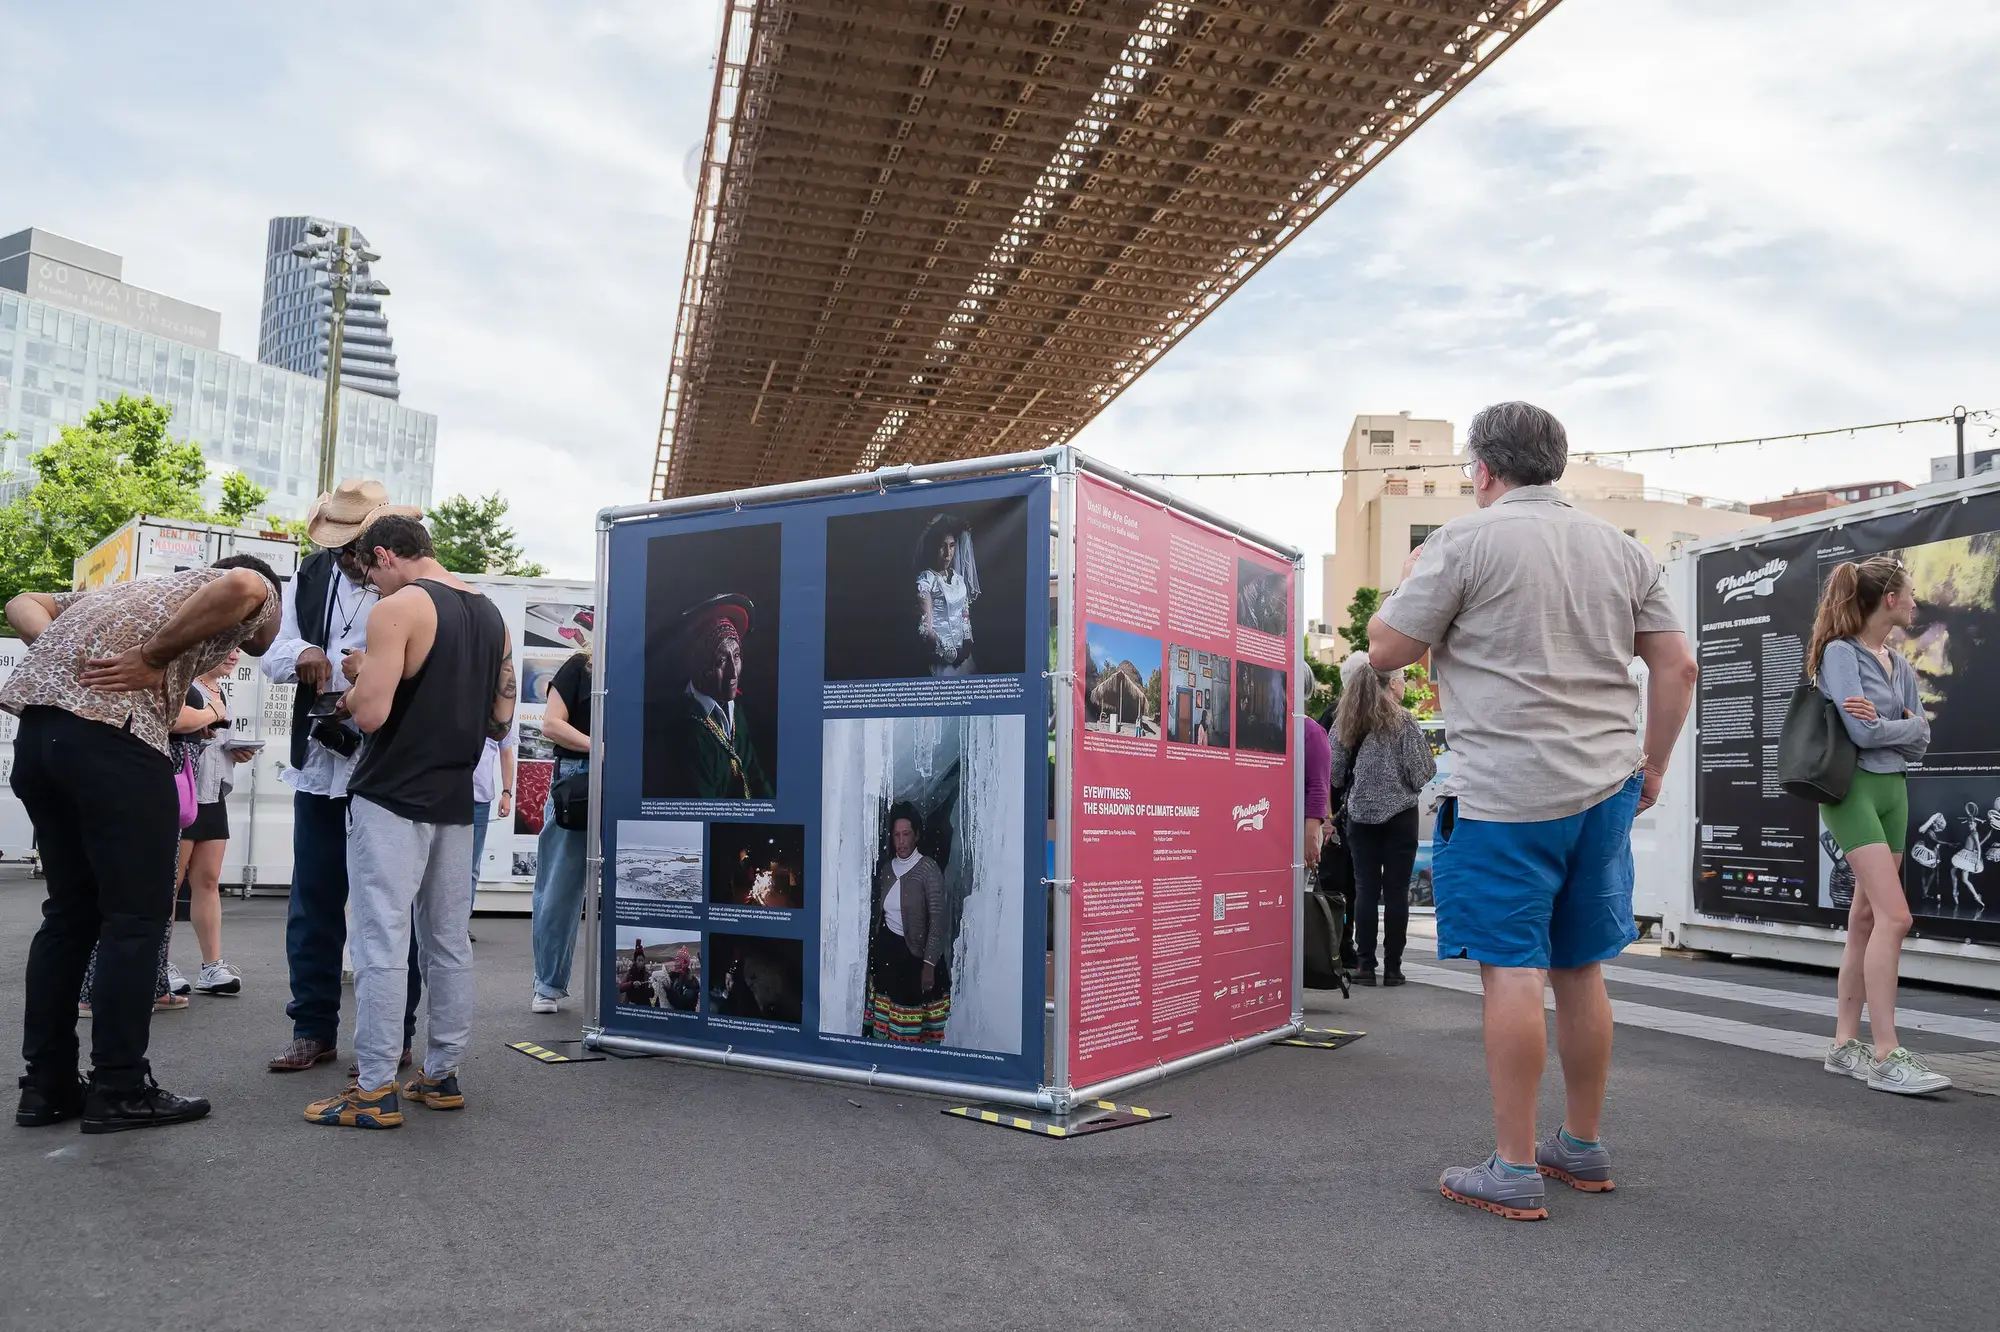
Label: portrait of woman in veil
xmin=914 ymin=512 xmax=981 ymax=677
xmin=822 ymin=493 xmax=1031 ymax=682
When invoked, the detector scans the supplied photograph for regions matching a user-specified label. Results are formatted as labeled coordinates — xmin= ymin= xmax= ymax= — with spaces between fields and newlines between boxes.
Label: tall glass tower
xmin=257 ymin=216 xmax=400 ymax=400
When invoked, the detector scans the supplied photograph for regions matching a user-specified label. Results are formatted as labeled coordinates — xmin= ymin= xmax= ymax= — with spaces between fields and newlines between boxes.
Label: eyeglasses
xmin=1460 ymin=458 xmax=1481 ymax=480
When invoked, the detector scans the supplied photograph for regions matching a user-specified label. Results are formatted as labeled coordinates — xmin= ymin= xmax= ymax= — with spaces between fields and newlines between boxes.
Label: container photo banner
xmin=1693 ymin=486 xmax=2000 ymax=946
xmin=1069 ymin=473 xmax=1298 ymax=1088
xmin=597 ymin=472 xmax=1052 ymax=1091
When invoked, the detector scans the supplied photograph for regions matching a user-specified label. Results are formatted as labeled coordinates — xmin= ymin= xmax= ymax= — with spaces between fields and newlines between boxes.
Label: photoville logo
xmin=1717 ymin=558 xmax=1788 ymax=603
xmin=1232 ymin=797 xmax=1270 ymax=832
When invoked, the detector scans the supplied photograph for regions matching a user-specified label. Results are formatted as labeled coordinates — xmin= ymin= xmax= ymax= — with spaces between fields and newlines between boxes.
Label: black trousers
xmin=1350 ymin=805 xmax=1419 ymax=971
xmin=14 ymin=707 xmax=179 ymax=1090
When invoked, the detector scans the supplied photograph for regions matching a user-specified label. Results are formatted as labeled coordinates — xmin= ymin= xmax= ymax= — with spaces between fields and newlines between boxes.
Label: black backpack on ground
xmin=1303 ymin=735 xmax=1357 ymax=996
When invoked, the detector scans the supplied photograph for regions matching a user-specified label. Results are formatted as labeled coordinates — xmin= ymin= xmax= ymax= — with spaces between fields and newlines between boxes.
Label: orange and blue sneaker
xmin=304 ymin=1081 xmax=403 ymax=1129
xmin=399 ymin=1069 xmax=465 ymax=1111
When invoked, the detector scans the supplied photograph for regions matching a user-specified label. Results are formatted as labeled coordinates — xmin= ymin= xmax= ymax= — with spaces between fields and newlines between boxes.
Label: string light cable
xmin=1132 ymin=408 xmax=1997 ymax=480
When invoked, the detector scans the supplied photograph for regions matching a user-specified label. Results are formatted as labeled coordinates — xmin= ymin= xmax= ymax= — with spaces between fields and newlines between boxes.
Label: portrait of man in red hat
xmin=651 ymin=592 xmax=774 ymax=799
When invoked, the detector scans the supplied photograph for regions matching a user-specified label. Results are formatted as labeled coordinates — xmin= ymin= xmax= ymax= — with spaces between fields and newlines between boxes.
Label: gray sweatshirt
xmin=1816 ymin=637 xmax=1929 ymax=772
xmin=1330 ymin=713 xmax=1437 ymax=825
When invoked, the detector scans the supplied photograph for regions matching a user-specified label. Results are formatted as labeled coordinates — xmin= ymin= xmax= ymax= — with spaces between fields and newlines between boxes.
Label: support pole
xmin=1049 ymin=449 xmax=1079 ymax=1108
xmin=584 ymin=523 xmax=611 ymax=1038
xmin=315 ymin=225 xmax=351 ymax=498
xmin=1956 ymin=405 xmax=1969 ymax=480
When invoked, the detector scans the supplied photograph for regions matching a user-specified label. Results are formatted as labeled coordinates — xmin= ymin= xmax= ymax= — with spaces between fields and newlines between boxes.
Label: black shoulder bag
xmin=1776 ymin=666 xmax=1858 ymax=805
xmin=551 ymin=659 xmax=594 ymax=831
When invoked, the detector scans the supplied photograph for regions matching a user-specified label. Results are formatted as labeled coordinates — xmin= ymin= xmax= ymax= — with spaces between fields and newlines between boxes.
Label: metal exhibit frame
xmin=583 ymin=447 xmax=1305 ymax=1111
xmin=1653 ymin=469 xmax=2000 ymax=989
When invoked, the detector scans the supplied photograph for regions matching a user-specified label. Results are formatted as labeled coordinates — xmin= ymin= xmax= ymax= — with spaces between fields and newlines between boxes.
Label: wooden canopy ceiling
xmin=656 ymin=0 xmax=1563 ymax=498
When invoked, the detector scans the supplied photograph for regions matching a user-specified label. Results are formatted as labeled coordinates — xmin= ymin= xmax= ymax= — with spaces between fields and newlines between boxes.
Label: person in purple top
xmin=1301 ymin=656 xmax=1333 ymax=874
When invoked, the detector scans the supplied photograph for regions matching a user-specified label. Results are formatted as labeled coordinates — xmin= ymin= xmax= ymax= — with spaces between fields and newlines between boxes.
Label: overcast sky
xmin=4 ymin=1 xmax=1995 ymax=596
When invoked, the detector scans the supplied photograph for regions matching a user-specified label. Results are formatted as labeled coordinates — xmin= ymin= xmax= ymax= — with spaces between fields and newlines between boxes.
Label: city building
xmin=1932 ymin=449 xmax=2000 ymax=483
xmin=0 ymin=227 xmax=435 ymax=517
xmin=258 ymin=216 xmax=400 ymax=400
xmin=1748 ymin=480 xmax=1912 ymax=522
xmin=1319 ymin=412 xmax=1769 ymax=647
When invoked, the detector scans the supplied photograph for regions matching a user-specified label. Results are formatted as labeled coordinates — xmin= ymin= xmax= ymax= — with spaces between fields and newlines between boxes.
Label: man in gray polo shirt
xmin=1369 ymin=401 xmax=1699 ymax=1221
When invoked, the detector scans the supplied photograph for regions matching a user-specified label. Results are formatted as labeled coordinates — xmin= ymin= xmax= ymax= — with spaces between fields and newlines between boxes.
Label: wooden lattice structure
xmin=656 ymin=0 xmax=1563 ymax=498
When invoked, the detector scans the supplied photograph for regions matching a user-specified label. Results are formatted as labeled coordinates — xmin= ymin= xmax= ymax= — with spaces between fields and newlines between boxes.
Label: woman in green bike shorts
xmin=1811 ymin=554 xmax=1949 ymax=1094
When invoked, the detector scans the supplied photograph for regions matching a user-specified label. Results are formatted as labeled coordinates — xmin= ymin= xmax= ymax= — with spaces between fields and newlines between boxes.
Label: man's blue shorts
xmin=1433 ymin=773 xmax=1644 ymax=971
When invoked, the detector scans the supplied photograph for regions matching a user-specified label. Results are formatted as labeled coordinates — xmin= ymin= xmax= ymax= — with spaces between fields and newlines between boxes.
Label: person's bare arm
xmin=1367 ymin=619 xmax=1430 ymax=672
xmin=1634 ymin=630 xmax=1699 ymax=811
xmin=488 ymin=629 xmax=516 ymax=741
xmin=79 ymin=571 xmax=272 ymax=691
xmin=540 ymin=675 xmax=589 ymax=753
xmin=5 ymin=593 xmax=63 ymax=645
xmin=344 ymin=592 xmax=416 ymax=733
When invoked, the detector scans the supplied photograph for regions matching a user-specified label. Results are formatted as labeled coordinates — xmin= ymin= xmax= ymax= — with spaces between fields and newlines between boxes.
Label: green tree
xmin=1337 ymin=586 xmax=1380 ymax=656
xmin=427 ymin=492 xmax=546 ymax=577
xmin=1302 ymin=646 xmax=1341 ymax=720
xmin=0 ymin=394 xmax=211 ymax=604
xmin=1402 ymin=660 xmax=1438 ymax=718
xmin=215 ymin=470 xmax=271 ymax=525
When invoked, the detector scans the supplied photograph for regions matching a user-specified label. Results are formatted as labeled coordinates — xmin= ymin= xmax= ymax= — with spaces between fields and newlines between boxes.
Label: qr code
xmin=1212 ymin=892 xmax=1226 ymax=922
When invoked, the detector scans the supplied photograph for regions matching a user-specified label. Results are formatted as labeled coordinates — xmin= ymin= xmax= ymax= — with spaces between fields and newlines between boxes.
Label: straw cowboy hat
xmin=305 ymin=478 xmax=423 ymax=548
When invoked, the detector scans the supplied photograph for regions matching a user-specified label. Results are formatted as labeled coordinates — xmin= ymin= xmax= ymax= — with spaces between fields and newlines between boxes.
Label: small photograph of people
xmin=1899 ymin=781 xmax=2000 ymax=925
xmin=709 ymin=822 xmax=806 ymax=910
xmin=820 ymin=714 xmax=1027 ymax=1054
xmin=613 ymin=926 xmax=702 ymax=1013
xmin=823 ymin=494 xmax=1031 ymax=680
xmin=1083 ymin=622 xmax=1162 ymax=738
xmin=1235 ymin=556 xmax=1289 ymax=637
xmin=1235 ymin=660 xmax=1289 ymax=755
xmin=643 ymin=522 xmax=781 ymax=801
xmin=708 ymin=934 xmax=804 ymax=1024
xmin=615 ymin=819 xmax=704 ymax=904
xmin=1164 ymin=644 xmax=1231 ymax=748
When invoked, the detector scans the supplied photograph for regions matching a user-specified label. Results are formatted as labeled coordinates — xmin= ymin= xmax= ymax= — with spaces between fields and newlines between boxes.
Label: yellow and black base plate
xmin=505 ymin=1039 xmax=606 ymax=1065
xmin=1278 ymin=1027 xmax=1367 ymax=1050
xmin=944 ymin=1098 xmax=1167 ymax=1139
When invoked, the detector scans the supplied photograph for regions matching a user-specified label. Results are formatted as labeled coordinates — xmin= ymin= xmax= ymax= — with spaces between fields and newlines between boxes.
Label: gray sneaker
xmin=1537 ymin=1129 xmax=1615 ymax=1193
xmin=1867 ymin=1047 xmax=1952 ymax=1096
xmin=1439 ymin=1153 xmax=1548 ymax=1221
xmin=1824 ymin=1038 xmax=1871 ymax=1081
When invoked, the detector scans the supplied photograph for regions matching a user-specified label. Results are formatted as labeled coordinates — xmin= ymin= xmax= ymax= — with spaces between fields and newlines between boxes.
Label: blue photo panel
xmin=598 ymin=471 xmax=1052 ymax=1091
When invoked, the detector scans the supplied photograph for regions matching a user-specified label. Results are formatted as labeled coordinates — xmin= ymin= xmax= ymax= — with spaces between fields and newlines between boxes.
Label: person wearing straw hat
xmin=259 ymin=479 xmax=425 ymax=1074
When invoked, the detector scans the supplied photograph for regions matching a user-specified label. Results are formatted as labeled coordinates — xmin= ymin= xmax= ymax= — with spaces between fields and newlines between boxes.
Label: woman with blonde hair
xmin=1332 ymin=651 xmax=1435 ymax=986
xmin=1812 ymin=555 xmax=1949 ymax=1094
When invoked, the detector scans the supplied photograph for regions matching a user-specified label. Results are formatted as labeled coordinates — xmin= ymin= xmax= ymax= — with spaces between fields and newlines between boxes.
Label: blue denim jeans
xmin=470 ymin=800 xmax=492 ymax=893
xmin=530 ymin=759 xmax=589 ymax=999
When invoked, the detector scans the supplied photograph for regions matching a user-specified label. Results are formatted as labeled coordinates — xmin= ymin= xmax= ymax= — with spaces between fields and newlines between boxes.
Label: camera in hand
xmin=306 ymin=691 xmax=362 ymax=758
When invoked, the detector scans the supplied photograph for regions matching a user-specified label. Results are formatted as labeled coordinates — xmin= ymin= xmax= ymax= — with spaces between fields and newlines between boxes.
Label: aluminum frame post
xmin=1291 ymin=556 xmax=1307 ymax=1027
xmin=1048 ymin=448 xmax=1080 ymax=1109
xmin=583 ymin=519 xmax=611 ymax=1039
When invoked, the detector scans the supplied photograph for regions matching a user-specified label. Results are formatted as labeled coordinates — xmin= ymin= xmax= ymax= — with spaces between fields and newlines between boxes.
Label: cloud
xmin=6 ymin=0 xmax=1997 ymax=599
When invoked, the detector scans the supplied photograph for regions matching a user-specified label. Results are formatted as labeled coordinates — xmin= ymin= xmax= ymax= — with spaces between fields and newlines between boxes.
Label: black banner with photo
xmin=1693 ymin=489 xmax=2000 ymax=944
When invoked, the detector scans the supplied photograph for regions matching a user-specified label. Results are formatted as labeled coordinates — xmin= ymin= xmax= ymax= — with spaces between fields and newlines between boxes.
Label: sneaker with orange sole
xmin=400 ymin=1069 xmax=465 ymax=1111
xmin=1439 ymin=1153 xmax=1548 ymax=1221
xmin=304 ymin=1081 xmax=403 ymax=1129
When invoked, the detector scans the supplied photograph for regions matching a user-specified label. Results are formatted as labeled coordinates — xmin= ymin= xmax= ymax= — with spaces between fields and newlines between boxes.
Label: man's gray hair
xmin=1466 ymin=401 xmax=1568 ymax=487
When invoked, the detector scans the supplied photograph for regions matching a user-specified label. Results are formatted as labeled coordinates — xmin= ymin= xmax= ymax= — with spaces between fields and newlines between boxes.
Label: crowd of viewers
xmin=6 ymin=407 xmax=1950 ymax=1212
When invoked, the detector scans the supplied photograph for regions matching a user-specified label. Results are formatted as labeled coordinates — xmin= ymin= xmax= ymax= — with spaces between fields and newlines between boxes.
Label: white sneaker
xmin=165 ymin=962 xmax=191 ymax=996
xmin=1867 ymin=1046 xmax=1952 ymax=1095
xmin=530 ymin=994 xmax=559 ymax=1015
xmin=195 ymin=959 xmax=243 ymax=995
xmin=1823 ymin=1037 xmax=1871 ymax=1081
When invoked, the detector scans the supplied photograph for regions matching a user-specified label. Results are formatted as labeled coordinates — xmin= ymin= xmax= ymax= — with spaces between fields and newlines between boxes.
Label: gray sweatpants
xmin=348 ymin=796 xmax=476 ymax=1091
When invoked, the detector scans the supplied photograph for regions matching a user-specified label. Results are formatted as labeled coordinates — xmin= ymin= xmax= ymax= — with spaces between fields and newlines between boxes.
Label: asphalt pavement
xmin=0 ymin=867 xmax=1992 ymax=1332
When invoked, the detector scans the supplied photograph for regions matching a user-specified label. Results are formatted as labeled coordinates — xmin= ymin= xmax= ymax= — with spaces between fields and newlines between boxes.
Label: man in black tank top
xmin=304 ymin=514 xmax=515 ymax=1130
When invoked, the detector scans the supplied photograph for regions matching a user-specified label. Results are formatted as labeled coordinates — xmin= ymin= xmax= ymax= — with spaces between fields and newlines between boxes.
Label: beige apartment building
xmin=1315 ymin=412 xmax=1769 ymax=650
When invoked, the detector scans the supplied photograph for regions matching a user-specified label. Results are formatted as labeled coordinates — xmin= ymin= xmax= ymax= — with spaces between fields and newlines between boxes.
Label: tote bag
xmin=174 ymin=754 xmax=199 ymax=829
xmin=1776 ymin=673 xmax=1857 ymax=805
